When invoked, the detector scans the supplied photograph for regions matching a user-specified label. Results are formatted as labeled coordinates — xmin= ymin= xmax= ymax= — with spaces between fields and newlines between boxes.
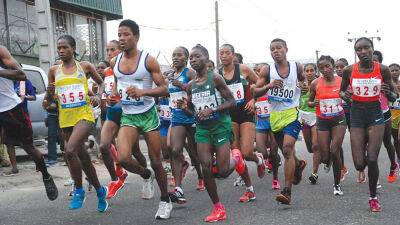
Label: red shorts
xmin=0 ymin=104 xmax=33 ymax=146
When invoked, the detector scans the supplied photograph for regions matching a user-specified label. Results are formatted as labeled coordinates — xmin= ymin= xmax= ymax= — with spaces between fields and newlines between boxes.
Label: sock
xmin=246 ymin=186 xmax=254 ymax=192
xmin=369 ymin=196 xmax=377 ymax=200
xmin=160 ymin=195 xmax=170 ymax=203
xmin=141 ymin=168 xmax=151 ymax=179
xmin=175 ymin=186 xmax=183 ymax=193
xmin=214 ymin=202 xmax=223 ymax=209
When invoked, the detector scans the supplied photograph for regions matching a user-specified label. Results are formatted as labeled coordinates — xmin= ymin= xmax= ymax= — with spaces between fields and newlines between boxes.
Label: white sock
xmin=246 ymin=186 xmax=254 ymax=192
xmin=257 ymin=155 xmax=263 ymax=166
xmin=175 ymin=186 xmax=183 ymax=193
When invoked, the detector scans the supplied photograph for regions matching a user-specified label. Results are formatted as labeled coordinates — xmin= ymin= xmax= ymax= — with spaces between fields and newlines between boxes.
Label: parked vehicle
xmin=23 ymin=64 xmax=48 ymax=139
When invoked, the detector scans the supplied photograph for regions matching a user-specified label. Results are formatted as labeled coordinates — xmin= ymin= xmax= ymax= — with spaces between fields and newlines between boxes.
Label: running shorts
xmin=350 ymin=102 xmax=384 ymax=128
xmin=120 ymin=106 xmax=160 ymax=132
xmin=256 ymin=117 xmax=271 ymax=133
xmin=229 ymin=104 xmax=254 ymax=124
xmin=273 ymin=119 xmax=302 ymax=143
xmin=61 ymin=119 xmax=95 ymax=135
xmin=383 ymin=109 xmax=391 ymax=123
xmin=270 ymin=107 xmax=299 ymax=133
xmin=0 ymin=104 xmax=33 ymax=146
xmin=299 ymin=110 xmax=316 ymax=127
xmin=159 ymin=120 xmax=171 ymax=137
xmin=317 ymin=115 xmax=347 ymax=131
xmin=106 ymin=104 xmax=123 ymax=125
xmin=195 ymin=115 xmax=233 ymax=148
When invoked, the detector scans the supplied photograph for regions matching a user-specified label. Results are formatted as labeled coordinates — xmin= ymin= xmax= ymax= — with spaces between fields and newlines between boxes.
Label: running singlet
xmin=299 ymin=91 xmax=315 ymax=113
xmin=102 ymin=67 xmax=115 ymax=100
xmin=219 ymin=64 xmax=248 ymax=105
xmin=191 ymin=71 xmax=224 ymax=123
xmin=315 ymin=76 xmax=344 ymax=119
xmin=159 ymin=97 xmax=171 ymax=121
xmin=350 ymin=61 xmax=382 ymax=102
xmin=268 ymin=61 xmax=301 ymax=111
xmin=0 ymin=64 xmax=21 ymax=112
xmin=114 ymin=51 xmax=155 ymax=114
xmin=255 ymin=95 xmax=271 ymax=119
xmin=168 ymin=67 xmax=195 ymax=124
xmin=55 ymin=61 xmax=94 ymax=128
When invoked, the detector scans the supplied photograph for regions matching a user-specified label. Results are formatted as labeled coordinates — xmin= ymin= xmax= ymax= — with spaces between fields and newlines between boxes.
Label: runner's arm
xmin=296 ymin=63 xmax=305 ymax=82
xmin=253 ymin=65 xmax=271 ymax=98
xmin=0 ymin=46 xmax=26 ymax=81
xmin=308 ymin=79 xmax=318 ymax=108
xmin=143 ymin=55 xmax=168 ymax=97
xmin=214 ymin=73 xmax=236 ymax=112
xmin=381 ymin=65 xmax=398 ymax=102
xmin=44 ymin=66 xmax=57 ymax=108
xmin=82 ymin=61 xmax=103 ymax=85
xmin=240 ymin=64 xmax=258 ymax=84
xmin=339 ymin=66 xmax=352 ymax=103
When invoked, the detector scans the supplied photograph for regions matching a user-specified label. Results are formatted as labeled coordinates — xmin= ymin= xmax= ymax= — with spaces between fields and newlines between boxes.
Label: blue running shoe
xmin=97 ymin=186 xmax=108 ymax=213
xmin=70 ymin=188 xmax=85 ymax=210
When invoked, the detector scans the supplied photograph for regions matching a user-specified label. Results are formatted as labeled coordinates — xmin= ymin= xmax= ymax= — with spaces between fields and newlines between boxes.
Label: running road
xmin=0 ymin=135 xmax=398 ymax=225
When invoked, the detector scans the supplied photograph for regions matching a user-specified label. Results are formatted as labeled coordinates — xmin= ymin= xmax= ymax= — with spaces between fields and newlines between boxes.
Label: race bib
xmin=192 ymin=91 xmax=218 ymax=120
xmin=255 ymin=100 xmax=271 ymax=118
xmin=268 ymin=81 xmax=296 ymax=103
xmin=319 ymin=98 xmax=343 ymax=117
xmin=391 ymin=98 xmax=400 ymax=110
xmin=169 ymin=91 xmax=187 ymax=109
xmin=352 ymin=78 xmax=381 ymax=97
xmin=102 ymin=76 xmax=115 ymax=100
xmin=159 ymin=104 xmax=171 ymax=120
xmin=118 ymin=81 xmax=144 ymax=106
xmin=228 ymin=83 xmax=245 ymax=104
xmin=57 ymin=83 xmax=87 ymax=109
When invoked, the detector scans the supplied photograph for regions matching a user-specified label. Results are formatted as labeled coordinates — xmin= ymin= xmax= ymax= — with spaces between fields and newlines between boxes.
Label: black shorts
xmin=350 ymin=102 xmax=384 ymax=128
xmin=383 ymin=110 xmax=391 ymax=122
xmin=229 ymin=104 xmax=254 ymax=124
xmin=0 ymin=104 xmax=33 ymax=146
xmin=317 ymin=114 xmax=347 ymax=131
xmin=62 ymin=119 xmax=95 ymax=136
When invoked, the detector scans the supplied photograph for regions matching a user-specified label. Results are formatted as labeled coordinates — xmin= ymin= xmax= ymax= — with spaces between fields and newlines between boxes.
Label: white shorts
xmin=299 ymin=110 xmax=316 ymax=127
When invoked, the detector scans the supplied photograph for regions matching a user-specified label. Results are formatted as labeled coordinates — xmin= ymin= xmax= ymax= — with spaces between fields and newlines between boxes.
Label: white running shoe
xmin=141 ymin=169 xmax=155 ymax=199
xmin=333 ymin=184 xmax=343 ymax=196
xmin=155 ymin=201 xmax=173 ymax=219
xmin=233 ymin=176 xmax=244 ymax=187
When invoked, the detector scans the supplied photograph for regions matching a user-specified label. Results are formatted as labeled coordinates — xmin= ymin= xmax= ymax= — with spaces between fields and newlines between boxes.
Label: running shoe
xmin=340 ymin=166 xmax=349 ymax=182
xmin=265 ymin=159 xmax=272 ymax=173
xmin=275 ymin=187 xmax=291 ymax=205
xmin=293 ymin=160 xmax=307 ymax=185
xmin=3 ymin=168 xmax=19 ymax=177
xmin=309 ymin=173 xmax=318 ymax=185
xmin=333 ymin=184 xmax=343 ymax=196
xmin=43 ymin=175 xmax=58 ymax=201
xmin=196 ymin=179 xmax=206 ymax=191
xmin=181 ymin=161 xmax=190 ymax=180
xmin=97 ymin=186 xmax=108 ymax=213
xmin=106 ymin=181 xmax=117 ymax=199
xmin=357 ymin=171 xmax=367 ymax=183
xmin=387 ymin=163 xmax=398 ymax=183
xmin=377 ymin=180 xmax=382 ymax=189
xmin=204 ymin=206 xmax=226 ymax=222
xmin=70 ymin=189 xmax=85 ymax=210
xmin=256 ymin=152 xmax=266 ymax=178
xmin=155 ymin=201 xmax=173 ymax=219
xmin=169 ymin=188 xmax=187 ymax=204
xmin=233 ymin=176 xmax=244 ymax=187
xmin=239 ymin=190 xmax=256 ymax=203
xmin=232 ymin=149 xmax=246 ymax=175
xmin=141 ymin=169 xmax=155 ymax=199
xmin=369 ymin=198 xmax=381 ymax=212
xmin=272 ymin=179 xmax=281 ymax=190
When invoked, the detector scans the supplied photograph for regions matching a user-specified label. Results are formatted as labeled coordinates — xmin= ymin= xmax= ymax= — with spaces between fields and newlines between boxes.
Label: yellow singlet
xmin=55 ymin=61 xmax=94 ymax=128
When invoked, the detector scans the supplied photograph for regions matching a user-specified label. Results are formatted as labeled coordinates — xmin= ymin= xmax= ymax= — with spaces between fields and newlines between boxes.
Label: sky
xmin=107 ymin=0 xmax=399 ymax=66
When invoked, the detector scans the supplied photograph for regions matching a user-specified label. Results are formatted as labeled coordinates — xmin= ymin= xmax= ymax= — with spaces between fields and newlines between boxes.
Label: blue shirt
xmin=14 ymin=80 xmax=36 ymax=112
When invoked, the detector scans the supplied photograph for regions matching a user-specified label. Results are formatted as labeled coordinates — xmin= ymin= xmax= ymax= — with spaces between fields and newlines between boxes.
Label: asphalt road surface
xmin=1 ymin=134 xmax=399 ymax=225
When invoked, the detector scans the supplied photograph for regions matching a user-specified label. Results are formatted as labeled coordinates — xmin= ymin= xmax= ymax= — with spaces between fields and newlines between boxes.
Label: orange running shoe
xmin=256 ymin=153 xmax=266 ymax=178
xmin=106 ymin=181 xmax=116 ymax=199
xmin=275 ymin=187 xmax=291 ymax=205
xmin=232 ymin=149 xmax=246 ymax=175
xmin=204 ymin=206 xmax=227 ymax=223
xmin=239 ymin=191 xmax=256 ymax=203
xmin=293 ymin=160 xmax=307 ymax=185
xmin=387 ymin=163 xmax=398 ymax=183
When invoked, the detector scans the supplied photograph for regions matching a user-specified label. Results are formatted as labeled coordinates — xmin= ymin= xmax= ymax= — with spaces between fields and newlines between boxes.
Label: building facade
xmin=0 ymin=0 xmax=122 ymax=72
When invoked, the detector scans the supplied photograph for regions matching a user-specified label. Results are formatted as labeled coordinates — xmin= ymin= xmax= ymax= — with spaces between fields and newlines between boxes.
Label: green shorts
xmin=120 ymin=106 xmax=160 ymax=132
xmin=195 ymin=115 xmax=233 ymax=148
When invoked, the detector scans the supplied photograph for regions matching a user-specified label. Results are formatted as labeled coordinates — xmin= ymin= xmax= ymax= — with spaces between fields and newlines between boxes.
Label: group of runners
xmin=0 ymin=19 xmax=399 ymax=222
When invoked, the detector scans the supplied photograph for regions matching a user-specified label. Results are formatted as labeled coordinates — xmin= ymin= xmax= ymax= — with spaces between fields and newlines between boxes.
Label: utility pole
xmin=315 ymin=50 xmax=320 ymax=63
xmin=215 ymin=1 xmax=220 ymax=68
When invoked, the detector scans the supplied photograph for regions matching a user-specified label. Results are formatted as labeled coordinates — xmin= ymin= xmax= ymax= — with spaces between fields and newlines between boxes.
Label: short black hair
xmin=336 ymin=58 xmax=349 ymax=66
xmin=58 ymin=34 xmax=76 ymax=49
xmin=99 ymin=60 xmax=110 ymax=67
xmin=220 ymin=44 xmax=235 ymax=53
xmin=354 ymin=37 xmax=374 ymax=50
xmin=270 ymin=38 xmax=287 ymax=48
xmin=373 ymin=50 xmax=383 ymax=63
xmin=119 ymin=19 xmax=140 ymax=36
xmin=389 ymin=63 xmax=400 ymax=69
xmin=176 ymin=46 xmax=189 ymax=59
xmin=207 ymin=60 xmax=215 ymax=67
xmin=234 ymin=53 xmax=243 ymax=64
xmin=317 ymin=55 xmax=335 ymax=67
xmin=304 ymin=63 xmax=317 ymax=71
xmin=192 ymin=44 xmax=209 ymax=59
xmin=109 ymin=40 xmax=121 ymax=49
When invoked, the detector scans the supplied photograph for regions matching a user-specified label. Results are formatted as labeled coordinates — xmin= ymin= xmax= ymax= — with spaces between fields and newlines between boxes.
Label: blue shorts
xmin=256 ymin=117 xmax=271 ymax=133
xmin=273 ymin=119 xmax=302 ymax=143
xmin=160 ymin=120 xmax=171 ymax=137
xmin=106 ymin=105 xmax=122 ymax=125
xmin=350 ymin=102 xmax=384 ymax=128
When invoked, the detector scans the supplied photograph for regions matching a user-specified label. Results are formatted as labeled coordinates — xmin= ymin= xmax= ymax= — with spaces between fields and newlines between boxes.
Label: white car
xmin=23 ymin=64 xmax=48 ymax=139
